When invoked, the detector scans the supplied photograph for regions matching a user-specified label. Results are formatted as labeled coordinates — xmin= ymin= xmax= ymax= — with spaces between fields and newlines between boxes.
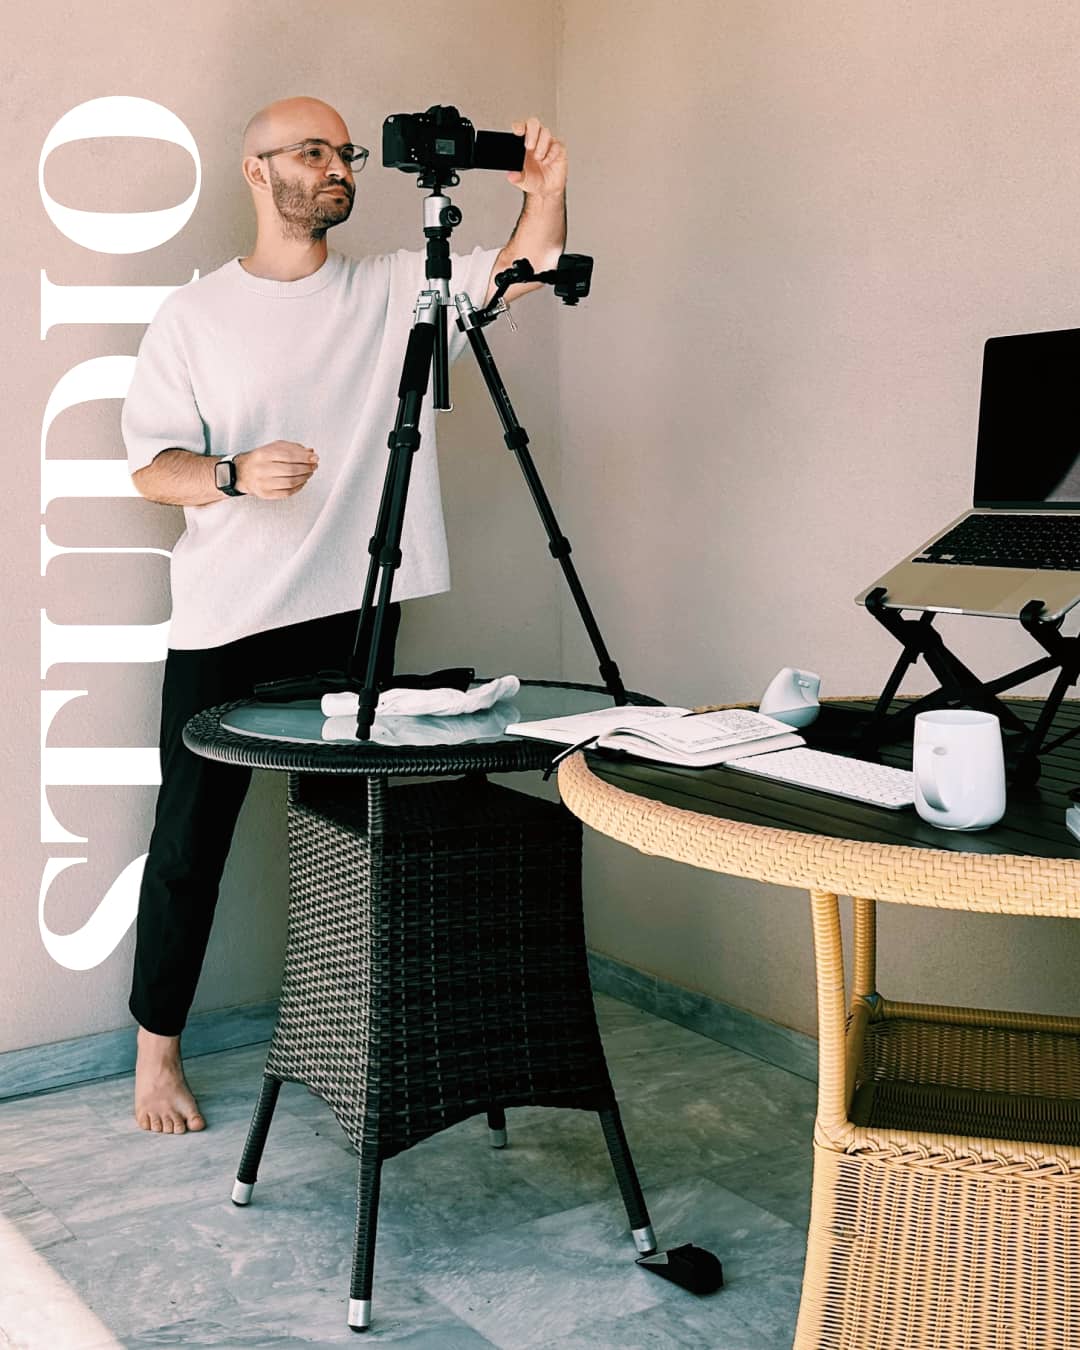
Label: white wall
xmin=1 ymin=0 xmax=560 ymax=1053
xmin=557 ymin=0 xmax=1080 ymax=1033
xmin=6 ymin=0 xmax=1080 ymax=1058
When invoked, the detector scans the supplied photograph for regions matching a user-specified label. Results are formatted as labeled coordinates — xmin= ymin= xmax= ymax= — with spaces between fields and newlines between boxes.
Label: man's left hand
xmin=507 ymin=117 xmax=567 ymax=197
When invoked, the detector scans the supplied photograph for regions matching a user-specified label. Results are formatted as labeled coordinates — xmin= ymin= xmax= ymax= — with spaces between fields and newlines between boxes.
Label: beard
xmin=269 ymin=167 xmax=353 ymax=241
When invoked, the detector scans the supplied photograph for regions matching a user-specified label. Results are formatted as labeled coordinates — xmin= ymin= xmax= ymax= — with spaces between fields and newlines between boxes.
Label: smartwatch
xmin=214 ymin=454 xmax=245 ymax=497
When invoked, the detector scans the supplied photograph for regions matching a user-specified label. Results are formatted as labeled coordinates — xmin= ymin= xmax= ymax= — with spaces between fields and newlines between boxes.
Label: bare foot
xmin=134 ymin=1027 xmax=207 ymax=1134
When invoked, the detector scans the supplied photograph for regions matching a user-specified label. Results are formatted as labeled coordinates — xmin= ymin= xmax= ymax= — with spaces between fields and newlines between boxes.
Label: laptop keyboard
xmin=913 ymin=514 xmax=1080 ymax=571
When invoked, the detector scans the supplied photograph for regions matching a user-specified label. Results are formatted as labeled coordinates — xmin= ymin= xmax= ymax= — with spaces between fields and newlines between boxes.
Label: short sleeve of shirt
xmin=121 ymin=301 xmax=208 ymax=477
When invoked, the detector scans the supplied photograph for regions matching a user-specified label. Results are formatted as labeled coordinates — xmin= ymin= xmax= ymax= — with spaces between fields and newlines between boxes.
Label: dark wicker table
xmin=183 ymin=680 xmax=662 ymax=1333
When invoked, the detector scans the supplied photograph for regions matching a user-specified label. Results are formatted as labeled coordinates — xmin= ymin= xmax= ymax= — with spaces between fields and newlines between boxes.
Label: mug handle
xmin=917 ymin=744 xmax=949 ymax=812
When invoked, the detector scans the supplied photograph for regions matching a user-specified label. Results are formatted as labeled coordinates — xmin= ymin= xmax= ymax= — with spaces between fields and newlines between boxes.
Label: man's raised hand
xmin=235 ymin=441 xmax=319 ymax=499
xmin=507 ymin=117 xmax=567 ymax=198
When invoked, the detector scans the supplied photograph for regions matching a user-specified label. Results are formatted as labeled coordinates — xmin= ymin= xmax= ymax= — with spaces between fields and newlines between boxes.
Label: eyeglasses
xmin=256 ymin=139 xmax=369 ymax=172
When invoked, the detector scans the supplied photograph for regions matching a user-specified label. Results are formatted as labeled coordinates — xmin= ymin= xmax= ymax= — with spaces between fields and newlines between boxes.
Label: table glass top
xmin=220 ymin=680 xmax=646 ymax=750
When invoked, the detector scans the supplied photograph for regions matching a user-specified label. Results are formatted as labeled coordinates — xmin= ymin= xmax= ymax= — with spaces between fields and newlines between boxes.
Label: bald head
xmin=241 ymin=96 xmax=357 ymax=249
xmin=242 ymin=97 xmax=350 ymax=159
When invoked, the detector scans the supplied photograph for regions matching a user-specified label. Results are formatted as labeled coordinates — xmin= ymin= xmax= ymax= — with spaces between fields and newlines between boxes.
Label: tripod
xmin=261 ymin=172 xmax=628 ymax=740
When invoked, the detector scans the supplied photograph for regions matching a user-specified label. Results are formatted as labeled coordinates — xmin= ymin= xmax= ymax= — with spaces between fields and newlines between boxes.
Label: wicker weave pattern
xmin=798 ymin=1145 xmax=1080 ymax=1350
xmin=229 ymin=768 xmax=655 ymax=1331
xmin=265 ymin=774 xmax=616 ymax=1157
xmin=860 ymin=1008 xmax=1080 ymax=1101
xmin=557 ymin=752 xmax=1080 ymax=917
xmin=556 ymin=749 xmax=1080 ymax=1349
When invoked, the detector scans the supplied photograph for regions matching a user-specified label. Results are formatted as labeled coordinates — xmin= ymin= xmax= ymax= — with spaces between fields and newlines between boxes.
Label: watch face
xmin=214 ymin=458 xmax=233 ymax=489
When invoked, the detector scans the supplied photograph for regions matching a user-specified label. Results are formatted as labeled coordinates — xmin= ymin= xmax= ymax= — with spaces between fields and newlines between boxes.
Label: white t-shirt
xmin=122 ymin=245 xmax=500 ymax=650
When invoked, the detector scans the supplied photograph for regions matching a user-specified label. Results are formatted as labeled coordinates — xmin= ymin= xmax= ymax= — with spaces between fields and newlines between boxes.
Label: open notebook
xmin=506 ymin=706 xmax=803 ymax=768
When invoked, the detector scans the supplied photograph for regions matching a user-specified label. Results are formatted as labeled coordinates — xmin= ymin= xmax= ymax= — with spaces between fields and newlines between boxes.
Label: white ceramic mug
xmin=913 ymin=709 xmax=1006 ymax=831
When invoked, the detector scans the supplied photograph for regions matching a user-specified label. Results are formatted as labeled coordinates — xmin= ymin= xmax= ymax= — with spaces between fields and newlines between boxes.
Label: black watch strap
xmin=214 ymin=455 xmax=245 ymax=497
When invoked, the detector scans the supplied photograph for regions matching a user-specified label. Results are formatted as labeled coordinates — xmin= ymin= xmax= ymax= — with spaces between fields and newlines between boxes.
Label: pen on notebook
xmin=542 ymin=733 xmax=602 ymax=781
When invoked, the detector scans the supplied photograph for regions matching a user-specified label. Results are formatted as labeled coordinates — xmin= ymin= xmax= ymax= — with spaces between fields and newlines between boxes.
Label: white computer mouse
xmin=759 ymin=667 xmax=821 ymax=728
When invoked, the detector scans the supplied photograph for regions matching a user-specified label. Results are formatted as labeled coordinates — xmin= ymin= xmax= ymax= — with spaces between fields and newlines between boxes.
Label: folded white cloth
xmin=321 ymin=674 xmax=520 ymax=719
xmin=321 ymin=705 xmax=521 ymax=745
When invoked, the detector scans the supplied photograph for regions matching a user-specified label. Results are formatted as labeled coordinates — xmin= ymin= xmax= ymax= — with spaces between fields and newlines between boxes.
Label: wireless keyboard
xmin=728 ymin=747 xmax=915 ymax=809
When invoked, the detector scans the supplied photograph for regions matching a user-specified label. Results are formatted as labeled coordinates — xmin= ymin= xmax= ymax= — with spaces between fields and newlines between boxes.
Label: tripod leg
xmin=356 ymin=446 xmax=415 ymax=737
xmin=457 ymin=312 xmax=627 ymax=703
xmin=349 ymin=450 xmax=406 ymax=682
xmin=597 ymin=1106 xmax=656 ymax=1254
xmin=351 ymin=308 xmax=438 ymax=739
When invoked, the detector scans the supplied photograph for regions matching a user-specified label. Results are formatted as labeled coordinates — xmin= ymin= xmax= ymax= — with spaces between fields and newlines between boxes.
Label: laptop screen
xmin=973 ymin=327 xmax=1080 ymax=509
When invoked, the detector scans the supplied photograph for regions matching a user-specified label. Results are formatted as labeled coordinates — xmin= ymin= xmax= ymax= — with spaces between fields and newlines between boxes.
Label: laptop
xmin=856 ymin=327 xmax=1080 ymax=622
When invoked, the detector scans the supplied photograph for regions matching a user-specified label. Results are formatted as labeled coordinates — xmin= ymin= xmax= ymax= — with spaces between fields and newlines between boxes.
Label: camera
xmin=383 ymin=106 xmax=525 ymax=180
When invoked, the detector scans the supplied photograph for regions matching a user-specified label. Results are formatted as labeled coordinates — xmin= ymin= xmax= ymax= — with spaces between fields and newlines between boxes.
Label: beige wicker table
xmin=558 ymin=698 xmax=1080 ymax=1350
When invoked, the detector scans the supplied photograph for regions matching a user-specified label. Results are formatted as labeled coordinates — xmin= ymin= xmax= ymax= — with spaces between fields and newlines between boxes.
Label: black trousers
xmin=129 ymin=604 xmax=401 ymax=1037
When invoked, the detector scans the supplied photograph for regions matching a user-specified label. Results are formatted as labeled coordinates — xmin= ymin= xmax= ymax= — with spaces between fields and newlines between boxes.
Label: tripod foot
xmin=636 ymin=1244 xmax=725 ymax=1295
xmin=348 ymin=1298 xmax=372 ymax=1332
xmin=632 ymin=1224 xmax=657 ymax=1254
xmin=231 ymin=1180 xmax=254 ymax=1206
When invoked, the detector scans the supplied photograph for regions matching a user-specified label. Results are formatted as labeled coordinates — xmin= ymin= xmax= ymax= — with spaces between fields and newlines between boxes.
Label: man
xmin=122 ymin=96 xmax=567 ymax=1135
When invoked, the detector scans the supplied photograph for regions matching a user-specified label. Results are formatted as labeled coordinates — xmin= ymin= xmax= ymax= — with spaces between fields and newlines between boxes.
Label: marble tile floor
xmin=0 ymin=995 xmax=815 ymax=1349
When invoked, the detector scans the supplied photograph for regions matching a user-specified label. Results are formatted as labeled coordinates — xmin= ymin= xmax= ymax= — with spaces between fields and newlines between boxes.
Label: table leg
xmin=851 ymin=896 xmax=877 ymax=1001
xmin=348 ymin=1149 xmax=383 ymax=1333
xmin=486 ymin=1106 xmax=508 ymax=1149
xmin=230 ymin=1073 xmax=282 ymax=1207
xmin=796 ymin=888 xmax=858 ymax=1350
xmin=809 ymin=889 xmax=852 ymax=1144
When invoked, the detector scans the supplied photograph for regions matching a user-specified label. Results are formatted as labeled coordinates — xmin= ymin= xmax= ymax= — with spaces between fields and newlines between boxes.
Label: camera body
xmin=383 ymin=105 xmax=524 ymax=179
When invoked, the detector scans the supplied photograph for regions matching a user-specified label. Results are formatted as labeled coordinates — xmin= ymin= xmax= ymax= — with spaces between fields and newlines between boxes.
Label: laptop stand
xmin=855 ymin=587 xmax=1080 ymax=784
